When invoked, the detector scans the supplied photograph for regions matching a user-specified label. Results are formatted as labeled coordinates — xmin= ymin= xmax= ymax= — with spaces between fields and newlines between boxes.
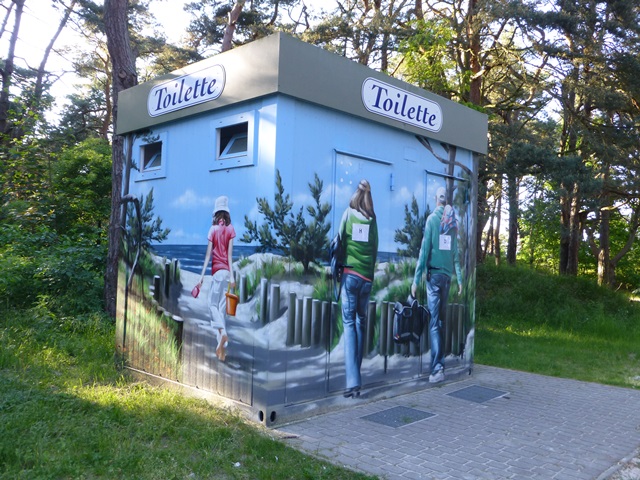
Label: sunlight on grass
xmin=0 ymin=307 xmax=375 ymax=480
xmin=476 ymin=263 xmax=640 ymax=388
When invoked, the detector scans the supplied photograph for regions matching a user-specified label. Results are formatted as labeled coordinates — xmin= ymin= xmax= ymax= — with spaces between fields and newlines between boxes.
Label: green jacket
xmin=339 ymin=207 xmax=378 ymax=281
xmin=413 ymin=205 xmax=462 ymax=284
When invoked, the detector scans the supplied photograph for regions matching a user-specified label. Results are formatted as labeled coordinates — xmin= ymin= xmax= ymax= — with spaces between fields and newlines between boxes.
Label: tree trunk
xmin=493 ymin=190 xmax=502 ymax=265
xmin=103 ymin=0 xmax=138 ymax=317
xmin=506 ymin=173 xmax=518 ymax=265
xmin=559 ymin=185 xmax=581 ymax=276
xmin=0 ymin=2 xmax=15 ymax=38
xmin=466 ymin=0 xmax=482 ymax=105
xmin=566 ymin=193 xmax=581 ymax=275
xmin=596 ymin=207 xmax=611 ymax=287
xmin=414 ymin=0 xmax=423 ymax=20
xmin=484 ymin=213 xmax=493 ymax=258
xmin=559 ymin=190 xmax=570 ymax=274
xmin=0 ymin=0 xmax=23 ymax=136
xmin=222 ymin=1 xmax=245 ymax=52
xmin=32 ymin=0 xmax=77 ymax=108
xmin=476 ymin=171 xmax=490 ymax=264
xmin=465 ymin=0 xmax=484 ymax=262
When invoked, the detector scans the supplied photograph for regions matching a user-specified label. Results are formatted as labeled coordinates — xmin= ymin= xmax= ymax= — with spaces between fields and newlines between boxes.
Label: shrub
xmin=0 ymin=223 xmax=105 ymax=315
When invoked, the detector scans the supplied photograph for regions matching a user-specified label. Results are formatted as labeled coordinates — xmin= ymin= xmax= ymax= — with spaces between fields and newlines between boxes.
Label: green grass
xmin=3 ymin=262 xmax=640 ymax=479
xmin=475 ymin=262 xmax=640 ymax=388
xmin=0 ymin=307 xmax=375 ymax=480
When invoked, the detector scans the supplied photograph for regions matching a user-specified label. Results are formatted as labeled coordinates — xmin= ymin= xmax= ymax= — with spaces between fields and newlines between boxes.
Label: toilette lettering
xmin=148 ymin=64 xmax=226 ymax=117
xmin=361 ymin=77 xmax=442 ymax=132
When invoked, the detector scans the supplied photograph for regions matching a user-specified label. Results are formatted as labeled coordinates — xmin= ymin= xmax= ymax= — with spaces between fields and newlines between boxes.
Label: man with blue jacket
xmin=411 ymin=187 xmax=462 ymax=383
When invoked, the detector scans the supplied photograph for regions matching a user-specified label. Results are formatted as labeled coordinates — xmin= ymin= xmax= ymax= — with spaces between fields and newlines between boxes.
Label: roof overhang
xmin=116 ymin=32 xmax=488 ymax=155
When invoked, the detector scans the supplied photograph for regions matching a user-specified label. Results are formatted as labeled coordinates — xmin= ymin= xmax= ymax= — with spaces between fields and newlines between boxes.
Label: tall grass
xmin=475 ymin=262 xmax=640 ymax=388
xmin=0 ymin=306 xmax=375 ymax=480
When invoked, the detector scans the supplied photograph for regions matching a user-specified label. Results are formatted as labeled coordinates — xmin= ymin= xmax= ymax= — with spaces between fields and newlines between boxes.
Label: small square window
xmin=211 ymin=112 xmax=255 ymax=171
xmin=142 ymin=141 xmax=162 ymax=170
xmin=135 ymin=132 xmax=167 ymax=181
xmin=218 ymin=123 xmax=248 ymax=160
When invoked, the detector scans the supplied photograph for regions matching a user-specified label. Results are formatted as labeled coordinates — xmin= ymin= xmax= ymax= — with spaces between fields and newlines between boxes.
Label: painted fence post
xmin=172 ymin=314 xmax=183 ymax=352
xmin=311 ymin=299 xmax=322 ymax=347
xmin=386 ymin=302 xmax=395 ymax=356
xmin=260 ymin=278 xmax=268 ymax=325
xmin=173 ymin=259 xmax=179 ymax=283
xmin=269 ymin=284 xmax=280 ymax=325
xmin=301 ymin=297 xmax=312 ymax=347
xmin=239 ymin=275 xmax=247 ymax=303
xmin=153 ymin=275 xmax=161 ymax=302
xmin=164 ymin=261 xmax=171 ymax=298
xmin=286 ymin=292 xmax=296 ymax=346
xmin=379 ymin=301 xmax=388 ymax=356
xmin=294 ymin=297 xmax=303 ymax=345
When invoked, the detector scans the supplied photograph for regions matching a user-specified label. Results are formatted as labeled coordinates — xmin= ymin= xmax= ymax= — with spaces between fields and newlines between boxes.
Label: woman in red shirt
xmin=198 ymin=196 xmax=236 ymax=361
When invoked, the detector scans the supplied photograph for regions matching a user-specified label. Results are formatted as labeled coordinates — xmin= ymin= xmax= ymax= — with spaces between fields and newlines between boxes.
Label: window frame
xmin=135 ymin=131 xmax=168 ymax=181
xmin=211 ymin=111 xmax=256 ymax=171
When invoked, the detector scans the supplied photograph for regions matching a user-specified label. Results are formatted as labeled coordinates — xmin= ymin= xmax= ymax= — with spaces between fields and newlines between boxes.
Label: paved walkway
xmin=275 ymin=365 xmax=640 ymax=480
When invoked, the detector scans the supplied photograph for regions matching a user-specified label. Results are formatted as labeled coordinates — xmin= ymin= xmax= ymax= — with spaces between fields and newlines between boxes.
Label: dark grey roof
xmin=116 ymin=32 xmax=487 ymax=155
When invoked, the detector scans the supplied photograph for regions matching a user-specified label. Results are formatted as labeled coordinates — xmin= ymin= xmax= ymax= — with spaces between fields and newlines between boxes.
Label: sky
xmin=13 ymin=1 xmax=190 ymax=110
xmin=9 ymin=0 xmax=326 ymax=116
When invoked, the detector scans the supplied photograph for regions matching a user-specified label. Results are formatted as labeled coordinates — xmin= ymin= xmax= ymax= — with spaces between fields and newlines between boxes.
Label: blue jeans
xmin=427 ymin=273 xmax=451 ymax=374
xmin=341 ymin=273 xmax=372 ymax=389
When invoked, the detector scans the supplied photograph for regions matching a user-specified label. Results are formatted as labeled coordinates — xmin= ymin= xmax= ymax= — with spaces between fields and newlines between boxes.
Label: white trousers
xmin=207 ymin=269 xmax=229 ymax=334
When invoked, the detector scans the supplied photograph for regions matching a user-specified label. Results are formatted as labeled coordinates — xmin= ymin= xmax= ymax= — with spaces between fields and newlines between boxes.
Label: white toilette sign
xmin=148 ymin=64 xmax=226 ymax=117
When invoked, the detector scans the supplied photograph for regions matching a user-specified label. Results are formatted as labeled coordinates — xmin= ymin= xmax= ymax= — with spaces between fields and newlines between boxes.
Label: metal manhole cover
xmin=361 ymin=406 xmax=435 ymax=428
xmin=447 ymin=385 xmax=507 ymax=403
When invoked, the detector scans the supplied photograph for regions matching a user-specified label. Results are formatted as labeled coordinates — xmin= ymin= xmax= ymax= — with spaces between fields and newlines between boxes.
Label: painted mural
xmin=111 ymin=33 xmax=486 ymax=426
xmin=115 ymin=121 xmax=476 ymax=420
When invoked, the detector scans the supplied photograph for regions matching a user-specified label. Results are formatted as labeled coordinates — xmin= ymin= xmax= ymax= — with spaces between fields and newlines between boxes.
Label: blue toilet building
xmin=115 ymin=32 xmax=487 ymax=425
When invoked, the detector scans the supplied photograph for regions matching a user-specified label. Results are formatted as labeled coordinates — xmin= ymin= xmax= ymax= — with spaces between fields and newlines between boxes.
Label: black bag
xmin=393 ymin=297 xmax=428 ymax=344
xmin=330 ymin=234 xmax=345 ymax=301
xmin=330 ymin=233 xmax=353 ymax=301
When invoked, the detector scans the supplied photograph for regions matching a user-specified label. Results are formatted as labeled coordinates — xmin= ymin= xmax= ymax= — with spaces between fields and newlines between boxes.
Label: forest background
xmin=1 ymin=0 xmax=640 ymax=320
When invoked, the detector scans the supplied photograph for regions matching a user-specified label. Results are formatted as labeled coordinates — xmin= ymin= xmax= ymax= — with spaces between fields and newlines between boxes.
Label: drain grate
xmin=447 ymin=385 xmax=507 ymax=403
xmin=361 ymin=406 xmax=435 ymax=428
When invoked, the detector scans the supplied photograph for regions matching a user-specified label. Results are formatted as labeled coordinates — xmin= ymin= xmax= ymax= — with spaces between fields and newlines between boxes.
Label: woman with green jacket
xmin=338 ymin=180 xmax=378 ymax=398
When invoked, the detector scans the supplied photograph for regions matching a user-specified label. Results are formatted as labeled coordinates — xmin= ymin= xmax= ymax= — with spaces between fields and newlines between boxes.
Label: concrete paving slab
xmin=276 ymin=365 xmax=640 ymax=480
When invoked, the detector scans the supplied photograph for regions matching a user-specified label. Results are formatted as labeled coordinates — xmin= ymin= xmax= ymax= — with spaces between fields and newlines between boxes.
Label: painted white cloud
xmin=171 ymin=189 xmax=215 ymax=209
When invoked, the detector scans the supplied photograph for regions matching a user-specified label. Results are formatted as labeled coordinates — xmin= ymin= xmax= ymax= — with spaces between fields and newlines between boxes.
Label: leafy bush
xmin=0 ymin=223 xmax=105 ymax=315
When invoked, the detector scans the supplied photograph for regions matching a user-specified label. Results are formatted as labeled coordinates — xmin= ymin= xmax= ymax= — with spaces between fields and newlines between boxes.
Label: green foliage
xmin=399 ymin=18 xmax=456 ymax=97
xmin=312 ymin=274 xmax=332 ymax=302
xmin=242 ymin=170 xmax=331 ymax=273
xmin=124 ymin=188 xmax=170 ymax=266
xmin=51 ymin=138 xmax=112 ymax=238
xmin=394 ymin=195 xmax=428 ymax=258
xmin=0 ymin=308 xmax=374 ymax=480
xmin=517 ymin=191 xmax=562 ymax=272
xmin=0 ymin=137 xmax=54 ymax=226
xmin=243 ymin=256 xmax=287 ymax=300
xmin=184 ymin=0 xmax=300 ymax=53
xmin=380 ymin=280 xmax=412 ymax=304
xmin=257 ymin=256 xmax=287 ymax=281
xmin=55 ymin=88 xmax=110 ymax=142
xmin=475 ymin=262 xmax=640 ymax=387
xmin=0 ymin=223 xmax=105 ymax=315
